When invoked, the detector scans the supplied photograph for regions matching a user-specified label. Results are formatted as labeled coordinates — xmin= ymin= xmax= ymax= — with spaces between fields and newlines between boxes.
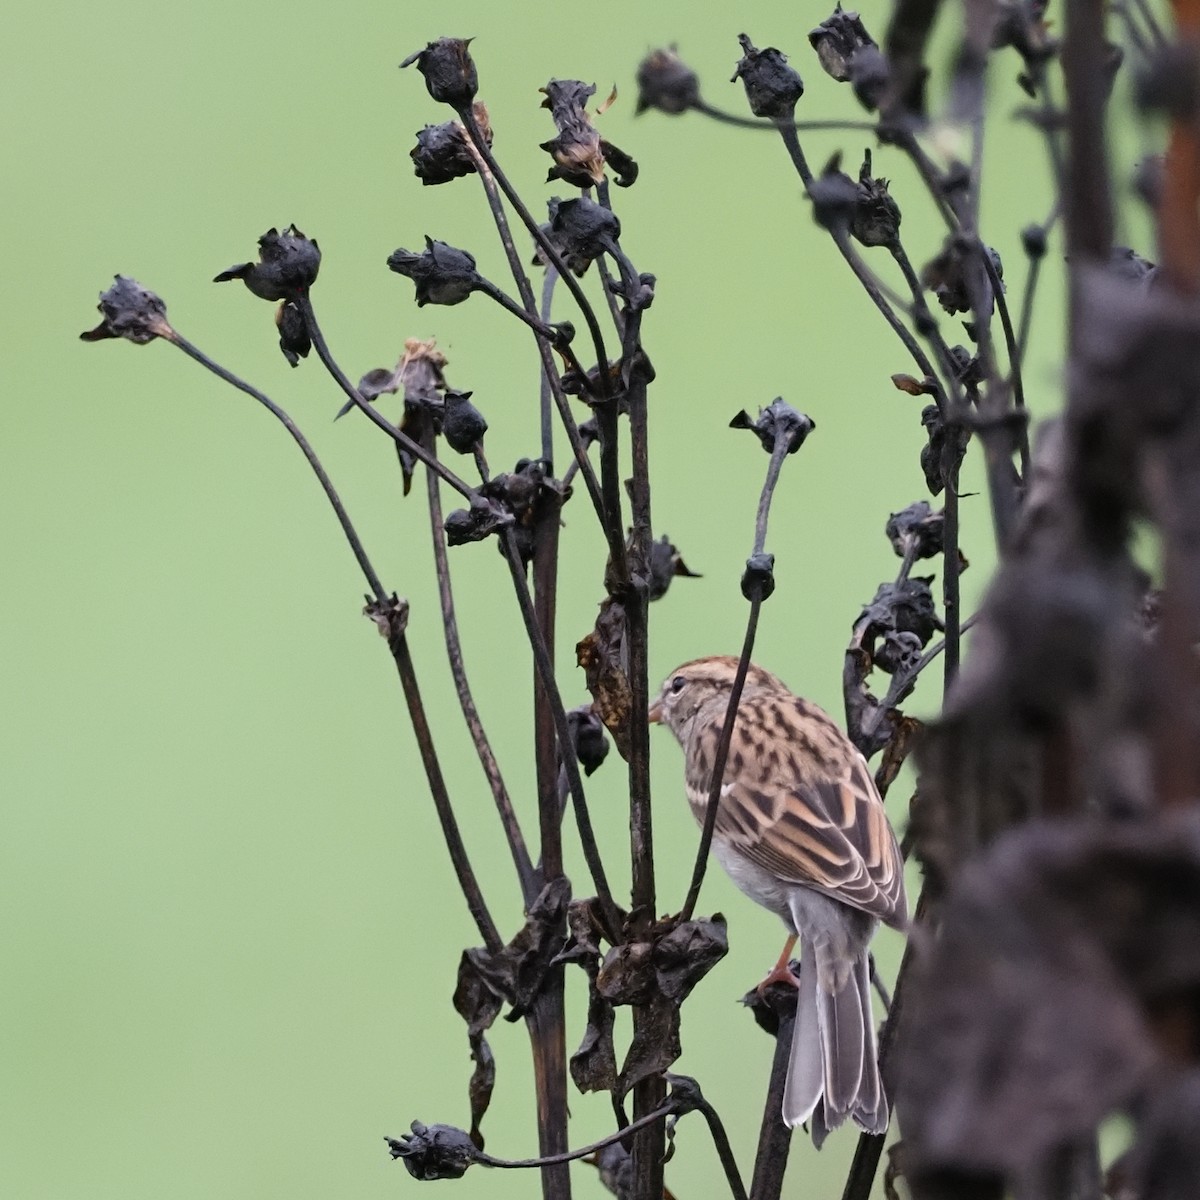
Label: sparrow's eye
xmin=669 ymin=675 xmax=686 ymax=695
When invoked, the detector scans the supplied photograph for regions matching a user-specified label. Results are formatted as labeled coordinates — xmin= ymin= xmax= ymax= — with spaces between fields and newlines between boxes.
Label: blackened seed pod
xmin=387 ymin=237 xmax=480 ymax=306
xmin=400 ymin=38 xmax=478 ymax=109
xmin=635 ymin=46 xmax=701 ymax=115
xmin=852 ymin=150 xmax=901 ymax=248
xmin=441 ymin=388 xmax=488 ymax=453
xmin=80 ymin=276 xmax=172 ymax=344
xmin=213 ymin=226 xmax=321 ymax=301
xmin=731 ymin=34 xmax=804 ymax=120
xmin=386 ymin=1122 xmax=478 ymax=1181
xmin=411 ymin=122 xmax=477 ymax=185
xmin=275 ymin=299 xmax=311 ymax=367
xmin=885 ymin=500 xmax=944 ymax=560
xmin=809 ymin=5 xmax=877 ymax=82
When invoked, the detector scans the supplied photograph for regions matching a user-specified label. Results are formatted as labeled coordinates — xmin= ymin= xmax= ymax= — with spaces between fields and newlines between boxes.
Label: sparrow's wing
xmin=685 ymin=691 xmax=907 ymax=927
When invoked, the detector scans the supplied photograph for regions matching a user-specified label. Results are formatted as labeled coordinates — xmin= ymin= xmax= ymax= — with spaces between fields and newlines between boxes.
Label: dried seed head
xmin=731 ymin=34 xmax=804 ymax=120
xmin=80 ymin=276 xmax=173 ymax=344
xmin=213 ymin=225 xmax=321 ymax=301
xmin=400 ymin=38 xmax=478 ymax=109
xmin=387 ymin=237 xmax=480 ymax=307
xmin=635 ymin=46 xmax=701 ymax=115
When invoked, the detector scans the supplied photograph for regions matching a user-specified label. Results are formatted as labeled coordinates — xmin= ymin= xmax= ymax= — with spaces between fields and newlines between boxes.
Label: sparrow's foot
xmin=756 ymin=958 xmax=801 ymax=996
xmin=757 ymin=931 xmax=801 ymax=996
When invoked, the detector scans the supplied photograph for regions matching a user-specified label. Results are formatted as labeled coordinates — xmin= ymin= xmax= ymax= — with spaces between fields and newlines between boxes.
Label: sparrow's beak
xmin=647 ymin=697 xmax=663 ymax=724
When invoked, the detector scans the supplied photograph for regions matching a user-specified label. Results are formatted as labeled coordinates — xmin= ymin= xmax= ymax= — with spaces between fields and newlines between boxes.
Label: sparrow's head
xmin=649 ymin=655 xmax=787 ymax=742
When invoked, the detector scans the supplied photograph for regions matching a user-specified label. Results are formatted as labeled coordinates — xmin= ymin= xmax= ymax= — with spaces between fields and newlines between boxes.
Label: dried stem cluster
xmin=79 ymin=2 xmax=1200 ymax=1199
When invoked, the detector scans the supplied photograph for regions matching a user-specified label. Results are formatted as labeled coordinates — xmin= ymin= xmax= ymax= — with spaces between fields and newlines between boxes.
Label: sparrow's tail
xmin=781 ymin=936 xmax=888 ymax=1140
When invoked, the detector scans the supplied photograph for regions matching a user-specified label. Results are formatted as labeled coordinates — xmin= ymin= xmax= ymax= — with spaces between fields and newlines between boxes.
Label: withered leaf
xmin=577 ymin=598 xmax=632 ymax=760
xmin=451 ymin=953 xmax=500 ymax=1149
xmin=451 ymin=878 xmax=571 ymax=1146
xmin=554 ymin=898 xmax=618 ymax=1094
xmin=599 ymin=915 xmax=728 ymax=1099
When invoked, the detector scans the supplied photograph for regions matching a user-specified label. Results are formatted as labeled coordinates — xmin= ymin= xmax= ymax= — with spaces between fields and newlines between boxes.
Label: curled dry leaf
xmin=576 ymin=598 xmax=633 ymax=760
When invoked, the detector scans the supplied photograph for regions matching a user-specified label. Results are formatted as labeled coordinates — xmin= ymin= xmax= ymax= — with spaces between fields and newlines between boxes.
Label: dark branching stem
xmin=166 ymin=332 xmax=386 ymax=601
xmin=840 ymin=889 xmax=929 ymax=1200
xmin=422 ymin=437 xmax=536 ymax=901
xmin=457 ymin=109 xmax=634 ymax=589
xmin=692 ymin=100 xmax=876 ymax=135
xmin=389 ymin=634 xmax=505 ymax=953
xmin=464 ymin=134 xmax=623 ymax=571
xmin=862 ymin=613 xmax=981 ymax=745
xmin=678 ymin=600 xmax=761 ymax=926
xmin=539 ymin=268 xmax=557 ymax=464
xmin=749 ymin=992 xmax=796 ymax=1200
xmin=680 ymin=430 xmax=793 ymax=922
xmin=774 ymin=123 xmax=946 ymax=402
xmin=474 ymin=1101 xmax=674 ymax=1169
xmin=165 ymin=329 xmax=503 ymax=954
xmin=295 ymin=295 xmax=477 ymax=501
xmin=497 ymin=531 xmax=623 ymax=940
xmin=1063 ymin=0 xmax=1115 ymax=272
xmin=693 ymin=1097 xmax=750 ymax=1200
xmin=942 ymin=470 xmax=962 ymax=687
xmin=458 ymin=108 xmax=613 ymax=404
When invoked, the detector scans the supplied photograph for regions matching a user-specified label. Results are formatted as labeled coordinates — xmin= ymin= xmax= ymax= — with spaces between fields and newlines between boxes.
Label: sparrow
xmin=649 ymin=655 xmax=907 ymax=1140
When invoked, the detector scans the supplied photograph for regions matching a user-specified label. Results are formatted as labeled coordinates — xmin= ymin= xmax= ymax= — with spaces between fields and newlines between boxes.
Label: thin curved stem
xmin=423 ymin=437 xmax=536 ymax=900
xmin=464 ymin=133 xmax=621 ymax=567
xmin=166 ymin=331 xmax=386 ymax=601
xmin=459 ymin=108 xmax=613 ymax=402
xmin=774 ymin=122 xmax=948 ymax=407
xmin=295 ymin=295 xmax=477 ymax=502
xmin=693 ymin=99 xmax=877 ymax=135
xmin=475 ymin=1102 xmax=674 ymax=1169
xmin=679 ymin=599 xmax=762 ymax=923
xmin=498 ymin=531 xmax=623 ymax=940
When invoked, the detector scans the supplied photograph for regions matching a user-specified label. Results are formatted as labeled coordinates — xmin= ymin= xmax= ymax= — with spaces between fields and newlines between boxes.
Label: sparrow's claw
xmin=757 ymin=953 xmax=801 ymax=996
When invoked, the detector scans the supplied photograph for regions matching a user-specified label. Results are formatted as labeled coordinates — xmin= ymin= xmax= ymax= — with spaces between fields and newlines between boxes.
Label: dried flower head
xmin=213 ymin=225 xmax=321 ymax=301
xmin=400 ymin=38 xmax=478 ymax=109
xmin=80 ymin=276 xmax=173 ymax=344
xmin=387 ymin=237 xmax=481 ymax=307
xmin=539 ymin=79 xmax=638 ymax=188
xmin=410 ymin=106 xmax=491 ymax=185
xmin=635 ymin=47 xmax=701 ymax=115
xmin=731 ymin=34 xmax=805 ymax=120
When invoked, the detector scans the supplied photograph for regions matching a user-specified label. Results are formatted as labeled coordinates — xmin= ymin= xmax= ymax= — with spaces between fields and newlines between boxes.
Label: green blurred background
xmin=5 ymin=0 xmax=1130 ymax=1196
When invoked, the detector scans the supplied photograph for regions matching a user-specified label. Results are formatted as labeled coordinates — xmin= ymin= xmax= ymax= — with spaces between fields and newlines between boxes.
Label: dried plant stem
xmin=474 ymin=1101 xmax=674 ymax=1169
xmin=693 ymin=100 xmax=876 ymax=133
xmin=540 ymin=268 xmax=558 ymax=462
xmin=841 ymin=888 xmax=929 ymax=1200
xmin=166 ymin=332 xmax=386 ymax=601
xmin=693 ymin=1097 xmax=750 ymax=1200
xmin=459 ymin=109 xmax=614 ymax=402
xmin=942 ymin=469 xmax=962 ymax=687
xmin=498 ymin=532 xmax=623 ymax=939
xmin=294 ymin=296 xmax=477 ymax=500
xmin=774 ymin=123 xmax=947 ymax=403
xmin=465 ymin=137 xmax=621 ymax=568
xmin=422 ymin=438 xmax=536 ymax=900
xmin=749 ymin=994 xmax=796 ymax=1200
xmin=1062 ymin=0 xmax=1115 ymax=273
xmin=387 ymin=633 xmax=504 ymax=951
xmin=681 ymin=427 xmax=794 ymax=921
xmin=163 ymin=330 xmax=504 ymax=956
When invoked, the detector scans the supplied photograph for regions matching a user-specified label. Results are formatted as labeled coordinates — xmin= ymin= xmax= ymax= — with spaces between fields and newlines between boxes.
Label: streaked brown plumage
xmin=650 ymin=655 xmax=907 ymax=1140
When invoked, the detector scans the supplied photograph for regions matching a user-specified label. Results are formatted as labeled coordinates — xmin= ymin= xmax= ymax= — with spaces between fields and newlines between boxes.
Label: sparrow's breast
xmin=709 ymin=835 xmax=797 ymax=929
